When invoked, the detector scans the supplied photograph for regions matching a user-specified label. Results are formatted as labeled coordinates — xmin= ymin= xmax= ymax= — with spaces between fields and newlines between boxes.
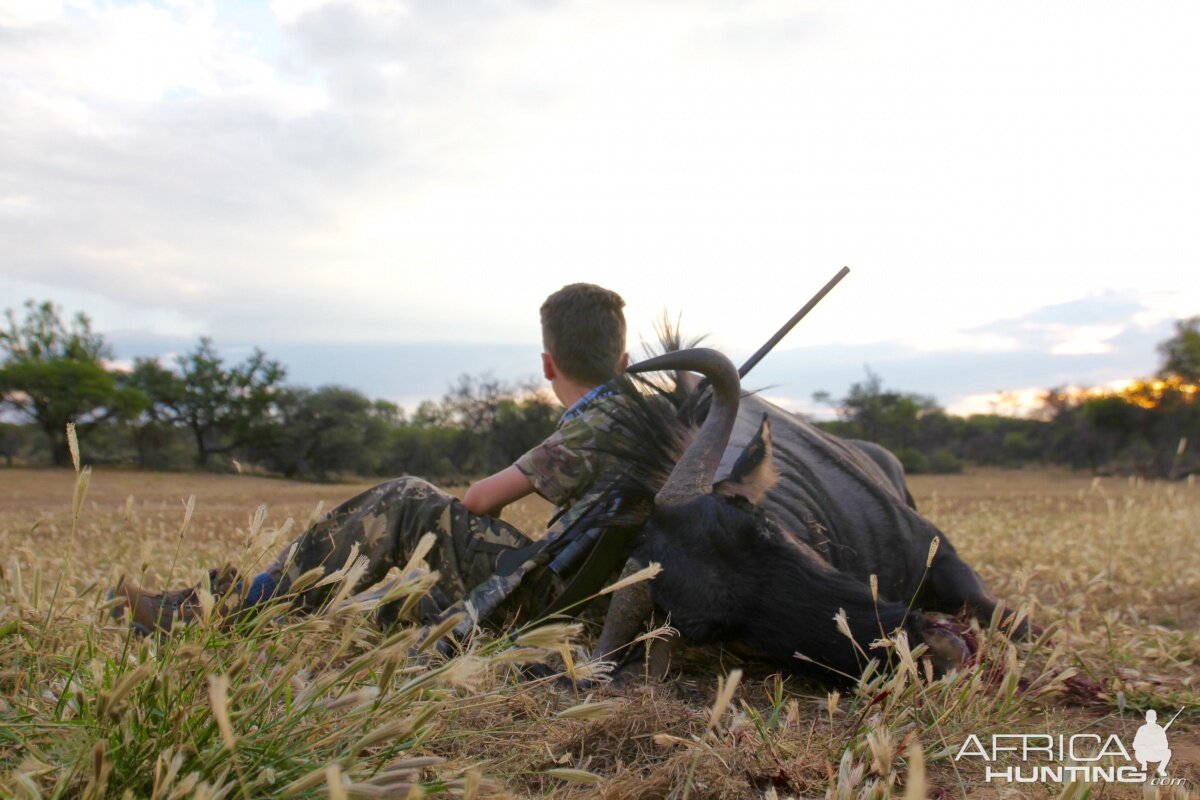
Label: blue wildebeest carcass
xmin=585 ymin=347 xmax=1026 ymax=680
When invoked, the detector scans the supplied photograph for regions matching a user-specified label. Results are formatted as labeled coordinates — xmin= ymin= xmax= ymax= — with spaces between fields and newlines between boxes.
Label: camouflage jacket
xmin=515 ymin=382 xmax=626 ymax=535
xmin=449 ymin=383 xmax=631 ymax=637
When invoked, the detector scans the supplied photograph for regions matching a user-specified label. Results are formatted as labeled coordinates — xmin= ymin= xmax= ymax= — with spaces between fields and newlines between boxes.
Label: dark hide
xmin=636 ymin=496 xmax=928 ymax=678
xmin=848 ymin=439 xmax=918 ymax=510
xmin=720 ymin=394 xmax=1008 ymax=624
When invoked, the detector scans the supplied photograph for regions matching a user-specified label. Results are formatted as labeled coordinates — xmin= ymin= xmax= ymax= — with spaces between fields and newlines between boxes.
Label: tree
xmin=439 ymin=373 xmax=557 ymax=474
xmin=1158 ymin=316 xmax=1200 ymax=381
xmin=121 ymin=357 xmax=187 ymax=468
xmin=0 ymin=422 xmax=32 ymax=467
xmin=171 ymin=337 xmax=286 ymax=468
xmin=818 ymin=368 xmax=941 ymax=450
xmin=490 ymin=392 xmax=558 ymax=464
xmin=259 ymin=385 xmax=397 ymax=480
xmin=0 ymin=300 xmax=139 ymax=465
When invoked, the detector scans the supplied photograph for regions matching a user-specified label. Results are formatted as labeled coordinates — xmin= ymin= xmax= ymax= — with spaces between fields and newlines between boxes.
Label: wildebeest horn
xmin=627 ymin=347 xmax=740 ymax=505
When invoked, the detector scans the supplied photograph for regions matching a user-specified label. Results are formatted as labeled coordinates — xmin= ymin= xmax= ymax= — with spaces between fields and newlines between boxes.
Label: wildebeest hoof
xmin=554 ymin=675 xmax=600 ymax=692
xmin=516 ymin=661 xmax=605 ymax=692
xmin=919 ymin=620 xmax=977 ymax=675
xmin=607 ymin=665 xmax=650 ymax=690
xmin=519 ymin=666 xmax=600 ymax=692
xmin=518 ymin=662 xmax=560 ymax=681
xmin=517 ymin=662 xmax=609 ymax=692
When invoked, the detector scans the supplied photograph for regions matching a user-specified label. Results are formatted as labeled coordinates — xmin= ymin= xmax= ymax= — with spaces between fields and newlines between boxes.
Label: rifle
xmin=737 ymin=266 xmax=849 ymax=378
xmin=1163 ymin=707 xmax=1185 ymax=731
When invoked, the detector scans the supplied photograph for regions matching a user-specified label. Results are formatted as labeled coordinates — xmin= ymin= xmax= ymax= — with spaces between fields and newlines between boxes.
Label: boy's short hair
xmin=541 ymin=283 xmax=627 ymax=385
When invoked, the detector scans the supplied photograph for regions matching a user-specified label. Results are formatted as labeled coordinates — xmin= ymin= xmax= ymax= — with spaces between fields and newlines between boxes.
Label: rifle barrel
xmin=737 ymin=266 xmax=850 ymax=379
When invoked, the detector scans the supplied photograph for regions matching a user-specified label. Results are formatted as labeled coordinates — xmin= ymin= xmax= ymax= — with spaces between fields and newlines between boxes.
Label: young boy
xmin=111 ymin=283 xmax=631 ymax=635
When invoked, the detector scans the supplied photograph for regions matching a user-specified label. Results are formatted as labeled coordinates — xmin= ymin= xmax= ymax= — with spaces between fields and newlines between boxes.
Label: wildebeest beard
xmin=578 ymin=348 xmax=988 ymax=680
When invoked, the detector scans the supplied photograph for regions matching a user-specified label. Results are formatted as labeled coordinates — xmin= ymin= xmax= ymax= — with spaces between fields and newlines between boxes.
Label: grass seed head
xmin=555 ymin=699 xmax=621 ymax=722
xmin=925 ymin=535 xmax=940 ymax=568
xmin=598 ymin=561 xmax=662 ymax=596
xmin=706 ymin=668 xmax=743 ymax=731
xmin=67 ymin=422 xmax=79 ymax=473
xmin=544 ymin=768 xmax=601 ymax=786
xmin=207 ymin=674 xmax=236 ymax=751
xmin=513 ymin=622 xmax=582 ymax=652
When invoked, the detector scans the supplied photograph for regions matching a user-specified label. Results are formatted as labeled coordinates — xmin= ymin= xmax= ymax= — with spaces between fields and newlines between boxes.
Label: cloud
xmin=0 ymin=0 xmax=66 ymax=28
xmin=0 ymin=1 xmax=338 ymax=336
xmin=746 ymin=291 xmax=1183 ymax=415
xmin=1047 ymin=324 xmax=1125 ymax=355
xmin=947 ymin=387 xmax=1052 ymax=418
xmin=2 ymin=0 xmax=1198 ymax=376
xmin=1 ymin=0 xmax=613 ymax=344
xmin=961 ymin=291 xmax=1158 ymax=356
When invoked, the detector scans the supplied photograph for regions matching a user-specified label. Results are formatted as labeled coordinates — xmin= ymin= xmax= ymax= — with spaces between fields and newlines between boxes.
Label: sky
xmin=2 ymin=0 xmax=1198 ymax=416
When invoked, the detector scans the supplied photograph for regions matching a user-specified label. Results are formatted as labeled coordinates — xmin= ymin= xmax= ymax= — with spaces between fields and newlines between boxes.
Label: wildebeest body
xmin=585 ymin=348 xmax=1018 ymax=680
xmin=727 ymin=394 xmax=955 ymax=602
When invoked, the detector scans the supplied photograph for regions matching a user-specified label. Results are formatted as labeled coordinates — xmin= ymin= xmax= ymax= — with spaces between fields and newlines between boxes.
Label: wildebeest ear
xmin=715 ymin=413 xmax=779 ymax=503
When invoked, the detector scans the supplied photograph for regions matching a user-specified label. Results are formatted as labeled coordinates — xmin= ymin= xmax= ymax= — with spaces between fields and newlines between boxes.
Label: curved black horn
xmin=627 ymin=347 xmax=740 ymax=505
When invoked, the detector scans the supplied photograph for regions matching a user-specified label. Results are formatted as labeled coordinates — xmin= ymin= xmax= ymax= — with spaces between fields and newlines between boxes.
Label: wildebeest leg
xmin=590 ymin=557 xmax=655 ymax=667
xmin=928 ymin=545 xmax=1029 ymax=638
xmin=645 ymin=624 xmax=681 ymax=679
xmin=607 ymin=616 xmax=682 ymax=686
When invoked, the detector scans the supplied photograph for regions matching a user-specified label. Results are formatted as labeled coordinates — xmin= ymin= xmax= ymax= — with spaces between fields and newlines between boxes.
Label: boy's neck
xmin=553 ymin=376 xmax=600 ymax=409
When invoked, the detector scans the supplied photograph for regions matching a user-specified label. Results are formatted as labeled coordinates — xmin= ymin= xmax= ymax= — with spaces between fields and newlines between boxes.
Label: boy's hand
xmin=462 ymin=465 xmax=535 ymax=516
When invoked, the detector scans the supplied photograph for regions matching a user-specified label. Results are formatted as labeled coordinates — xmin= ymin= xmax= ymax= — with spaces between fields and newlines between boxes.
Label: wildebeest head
xmin=597 ymin=347 xmax=970 ymax=679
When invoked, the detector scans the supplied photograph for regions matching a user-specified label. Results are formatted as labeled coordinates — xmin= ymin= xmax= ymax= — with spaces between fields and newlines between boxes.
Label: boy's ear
xmin=619 ymin=352 xmax=629 ymax=371
xmin=542 ymin=352 xmax=556 ymax=381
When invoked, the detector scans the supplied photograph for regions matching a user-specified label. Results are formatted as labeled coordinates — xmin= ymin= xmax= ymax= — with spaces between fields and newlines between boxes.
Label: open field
xmin=1 ymin=466 xmax=1197 ymax=798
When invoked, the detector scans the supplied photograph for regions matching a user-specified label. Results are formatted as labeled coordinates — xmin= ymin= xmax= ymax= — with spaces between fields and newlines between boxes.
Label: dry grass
xmin=1 ymin=463 xmax=1197 ymax=798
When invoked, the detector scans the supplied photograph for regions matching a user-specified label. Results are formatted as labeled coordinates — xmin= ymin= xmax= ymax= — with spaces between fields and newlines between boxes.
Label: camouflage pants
xmin=261 ymin=476 xmax=545 ymax=622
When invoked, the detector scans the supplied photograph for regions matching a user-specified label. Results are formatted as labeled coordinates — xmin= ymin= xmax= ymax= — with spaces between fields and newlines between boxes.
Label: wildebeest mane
xmin=580 ymin=371 xmax=693 ymax=523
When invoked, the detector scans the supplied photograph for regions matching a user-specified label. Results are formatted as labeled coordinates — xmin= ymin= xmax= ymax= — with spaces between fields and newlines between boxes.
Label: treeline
xmin=0 ymin=300 xmax=557 ymax=481
xmin=2 ymin=299 xmax=1198 ymax=480
xmin=814 ymin=317 xmax=1200 ymax=478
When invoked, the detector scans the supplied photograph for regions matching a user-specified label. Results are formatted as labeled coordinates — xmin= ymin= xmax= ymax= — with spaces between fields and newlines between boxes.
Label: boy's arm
xmin=462 ymin=465 xmax=535 ymax=517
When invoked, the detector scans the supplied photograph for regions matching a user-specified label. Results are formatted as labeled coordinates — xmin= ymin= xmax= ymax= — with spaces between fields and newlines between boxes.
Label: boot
xmin=108 ymin=566 xmax=241 ymax=635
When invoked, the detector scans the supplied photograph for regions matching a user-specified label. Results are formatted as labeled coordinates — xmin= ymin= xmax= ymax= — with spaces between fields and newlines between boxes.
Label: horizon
xmin=2 ymin=289 xmax=1188 ymax=422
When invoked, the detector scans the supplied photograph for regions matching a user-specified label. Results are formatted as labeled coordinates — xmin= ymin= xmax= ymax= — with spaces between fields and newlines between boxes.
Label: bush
xmin=0 ymin=422 xmax=40 ymax=467
xmin=896 ymin=447 xmax=929 ymax=474
xmin=928 ymin=449 xmax=964 ymax=474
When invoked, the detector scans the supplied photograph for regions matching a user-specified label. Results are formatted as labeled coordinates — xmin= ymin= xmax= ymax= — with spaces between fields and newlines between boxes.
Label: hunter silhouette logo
xmin=955 ymin=706 xmax=1189 ymax=786
xmin=1133 ymin=708 xmax=1181 ymax=777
